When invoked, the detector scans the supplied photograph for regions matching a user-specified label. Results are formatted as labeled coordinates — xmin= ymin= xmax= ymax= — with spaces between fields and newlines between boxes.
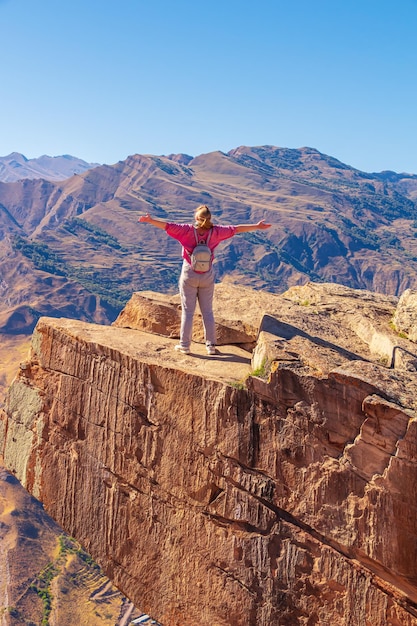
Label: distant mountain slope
xmin=0 ymin=152 xmax=100 ymax=182
xmin=0 ymin=144 xmax=417 ymax=333
xmin=0 ymin=468 xmax=145 ymax=625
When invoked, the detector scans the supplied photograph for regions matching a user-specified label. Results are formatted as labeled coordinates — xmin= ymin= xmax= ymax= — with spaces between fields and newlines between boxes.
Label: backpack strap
xmin=194 ymin=228 xmax=212 ymax=246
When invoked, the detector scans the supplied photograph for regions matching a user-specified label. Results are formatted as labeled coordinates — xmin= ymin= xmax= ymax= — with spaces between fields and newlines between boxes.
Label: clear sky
xmin=1 ymin=0 xmax=416 ymax=173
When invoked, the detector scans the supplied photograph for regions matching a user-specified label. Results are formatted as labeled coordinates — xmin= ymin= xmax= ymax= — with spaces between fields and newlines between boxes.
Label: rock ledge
xmin=2 ymin=282 xmax=417 ymax=626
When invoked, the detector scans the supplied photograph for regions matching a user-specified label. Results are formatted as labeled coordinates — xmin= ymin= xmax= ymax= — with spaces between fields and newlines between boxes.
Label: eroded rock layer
xmin=2 ymin=283 xmax=417 ymax=625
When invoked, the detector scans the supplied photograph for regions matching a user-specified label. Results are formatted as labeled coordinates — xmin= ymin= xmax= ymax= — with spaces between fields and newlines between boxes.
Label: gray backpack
xmin=191 ymin=229 xmax=213 ymax=272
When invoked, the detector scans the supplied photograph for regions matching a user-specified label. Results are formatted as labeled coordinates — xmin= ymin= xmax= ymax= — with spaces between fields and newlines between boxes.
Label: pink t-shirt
xmin=165 ymin=223 xmax=237 ymax=265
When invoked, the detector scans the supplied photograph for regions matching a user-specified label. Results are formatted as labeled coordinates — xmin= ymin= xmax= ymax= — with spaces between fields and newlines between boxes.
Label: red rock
xmin=2 ymin=283 xmax=417 ymax=625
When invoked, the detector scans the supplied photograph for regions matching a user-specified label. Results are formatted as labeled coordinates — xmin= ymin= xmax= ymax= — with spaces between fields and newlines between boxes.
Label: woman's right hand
xmin=138 ymin=213 xmax=151 ymax=223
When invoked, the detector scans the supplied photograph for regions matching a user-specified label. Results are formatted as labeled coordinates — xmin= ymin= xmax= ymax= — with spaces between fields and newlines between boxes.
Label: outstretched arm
xmin=235 ymin=219 xmax=271 ymax=234
xmin=138 ymin=213 xmax=167 ymax=229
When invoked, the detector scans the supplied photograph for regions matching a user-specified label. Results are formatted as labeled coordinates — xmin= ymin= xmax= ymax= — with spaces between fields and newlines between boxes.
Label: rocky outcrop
xmin=2 ymin=282 xmax=417 ymax=625
xmin=112 ymin=287 xmax=259 ymax=348
xmin=393 ymin=289 xmax=417 ymax=342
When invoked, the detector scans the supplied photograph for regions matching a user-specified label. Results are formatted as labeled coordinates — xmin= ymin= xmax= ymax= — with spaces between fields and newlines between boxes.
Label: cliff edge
xmin=2 ymin=282 xmax=417 ymax=625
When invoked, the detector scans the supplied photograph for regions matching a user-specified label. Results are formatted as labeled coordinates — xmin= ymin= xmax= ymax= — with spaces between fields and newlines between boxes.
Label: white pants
xmin=178 ymin=261 xmax=216 ymax=349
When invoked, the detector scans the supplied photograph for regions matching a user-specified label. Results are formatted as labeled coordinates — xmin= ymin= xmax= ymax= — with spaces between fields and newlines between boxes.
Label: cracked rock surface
xmin=2 ymin=282 xmax=417 ymax=625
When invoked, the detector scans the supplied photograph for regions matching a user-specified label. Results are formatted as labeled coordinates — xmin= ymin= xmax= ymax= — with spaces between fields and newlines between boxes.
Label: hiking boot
xmin=175 ymin=344 xmax=191 ymax=355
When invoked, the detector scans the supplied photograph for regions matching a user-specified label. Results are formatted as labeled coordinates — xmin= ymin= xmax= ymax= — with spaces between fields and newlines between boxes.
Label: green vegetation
xmin=13 ymin=236 xmax=67 ymax=276
xmin=228 ymin=358 xmax=271 ymax=389
xmin=377 ymin=355 xmax=389 ymax=367
xmin=153 ymin=157 xmax=181 ymax=176
xmin=389 ymin=320 xmax=408 ymax=339
xmin=244 ymin=231 xmax=323 ymax=282
xmin=69 ymin=266 xmax=131 ymax=309
xmin=251 ymin=358 xmax=270 ymax=379
xmin=30 ymin=562 xmax=57 ymax=625
xmin=338 ymin=217 xmax=380 ymax=250
xmin=58 ymin=533 xmax=78 ymax=556
xmin=24 ymin=534 xmax=103 ymax=625
xmin=12 ymin=234 xmax=130 ymax=309
xmin=228 ymin=380 xmax=246 ymax=390
xmin=63 ymin=217 xmax=128 ymax=251
xmin=350 ymin=192 xmax=415 ymax=221
xmin=58 ymin=533 xmax=100 ymax=571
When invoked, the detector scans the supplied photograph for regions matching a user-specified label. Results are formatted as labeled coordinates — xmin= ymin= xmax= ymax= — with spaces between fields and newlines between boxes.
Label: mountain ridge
xmin=0 ymin=152 xmax=99 ymax=183
xmin=1 ymin=145 xmax=417 ymax=338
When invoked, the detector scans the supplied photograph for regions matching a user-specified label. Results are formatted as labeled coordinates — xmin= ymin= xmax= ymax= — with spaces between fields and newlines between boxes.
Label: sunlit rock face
xmin=2 ymin=282 xmax=417 ymax=626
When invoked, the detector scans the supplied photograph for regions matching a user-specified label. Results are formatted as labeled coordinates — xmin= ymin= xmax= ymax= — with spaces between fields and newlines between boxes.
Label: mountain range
xmin=1 ymin=145 xmax=417 ymax=337
xmin=0 ymin=152 xmax=99 ymax=183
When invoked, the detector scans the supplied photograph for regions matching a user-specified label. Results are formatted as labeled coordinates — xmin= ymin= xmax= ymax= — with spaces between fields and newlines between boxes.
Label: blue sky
xmin=1 ymin=0 xmax=416 ymax=173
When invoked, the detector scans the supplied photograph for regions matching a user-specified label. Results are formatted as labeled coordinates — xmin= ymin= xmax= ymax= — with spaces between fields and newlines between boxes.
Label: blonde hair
xmin=194 ymin=205 xmax=214 ymax=230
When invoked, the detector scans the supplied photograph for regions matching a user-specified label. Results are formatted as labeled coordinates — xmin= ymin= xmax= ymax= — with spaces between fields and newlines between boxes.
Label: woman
xmin=139 ymin=205 xmax=271 ymax=355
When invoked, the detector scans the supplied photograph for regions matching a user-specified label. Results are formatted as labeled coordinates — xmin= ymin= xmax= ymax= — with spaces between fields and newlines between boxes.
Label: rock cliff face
xmin=2 ymin=282 xmax=417 ymax=625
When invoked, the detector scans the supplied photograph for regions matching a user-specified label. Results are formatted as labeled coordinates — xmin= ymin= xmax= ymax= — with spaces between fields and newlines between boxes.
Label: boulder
xmin=393 ymin=288 xmax=417 ymax=342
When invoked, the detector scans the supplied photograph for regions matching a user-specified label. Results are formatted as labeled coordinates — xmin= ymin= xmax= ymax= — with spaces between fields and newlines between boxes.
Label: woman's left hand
xmin=257 ymin=220 xmax=272 ymax=230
